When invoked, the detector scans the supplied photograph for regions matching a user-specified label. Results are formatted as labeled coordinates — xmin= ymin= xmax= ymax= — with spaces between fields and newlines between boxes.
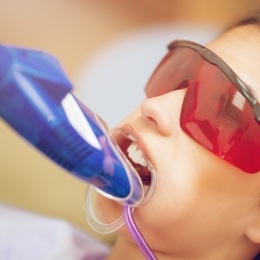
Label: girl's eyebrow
xmin=222 ymin=8 xmax=260 ymax=33
xmin=238 ymin=6 xmax=260 ymax=25
xmin=238 ymin=13 xmax=260 ymax=26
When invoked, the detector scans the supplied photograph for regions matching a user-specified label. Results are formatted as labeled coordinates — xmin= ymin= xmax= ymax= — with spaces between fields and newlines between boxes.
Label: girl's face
xmin=100 ymin=24 xmax=260 ymax=258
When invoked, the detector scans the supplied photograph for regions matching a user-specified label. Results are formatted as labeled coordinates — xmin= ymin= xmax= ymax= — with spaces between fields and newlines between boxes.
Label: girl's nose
xmin=141 ymin=89 xmax=186 ymax=136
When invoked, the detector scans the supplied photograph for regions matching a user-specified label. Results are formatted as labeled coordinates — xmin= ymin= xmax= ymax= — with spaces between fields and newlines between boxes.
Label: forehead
xmin=206 ymin=24 xmax=260 ymax=101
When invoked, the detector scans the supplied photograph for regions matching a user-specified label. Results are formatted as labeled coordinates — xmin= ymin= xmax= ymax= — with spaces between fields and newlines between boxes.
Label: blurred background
xmin=0 ymin=0 xmax=257 ymax=244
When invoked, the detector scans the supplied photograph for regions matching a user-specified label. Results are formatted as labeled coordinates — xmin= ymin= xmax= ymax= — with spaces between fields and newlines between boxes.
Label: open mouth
xmin=112 ymin=129 xmax=152 ymax=187
xmin=126 ymin=140 xmax=152 ymax=186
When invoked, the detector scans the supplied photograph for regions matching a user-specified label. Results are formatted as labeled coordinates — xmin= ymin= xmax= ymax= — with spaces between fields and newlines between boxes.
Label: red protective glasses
xmin=145 ymin=40 xmax=260 ymax=173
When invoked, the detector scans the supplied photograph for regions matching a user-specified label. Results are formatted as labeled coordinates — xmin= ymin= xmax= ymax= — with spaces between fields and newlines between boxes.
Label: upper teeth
xmin=127 ymin=142 xmax=148 ymax=167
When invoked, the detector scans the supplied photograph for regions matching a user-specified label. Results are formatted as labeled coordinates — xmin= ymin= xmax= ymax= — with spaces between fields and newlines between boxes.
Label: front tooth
xmin=127 ymin=143 xmax=137 ymax=160
xmin=127 ymin=143 xmax=142 ymax=162
xmin=127 ymin=142 xmax=137 ymax=154
xmin=138 ymin=157 xmax=148 ymax=167
xmin=148 ymin=164 xmax=153 ymax=172
xmin=132 ymin=150 xmax=143 ymax=164
xmin=127 ymin=142 xmax=149 ymax=167
xmin=128 ymin=134 xmax=137 ymax=142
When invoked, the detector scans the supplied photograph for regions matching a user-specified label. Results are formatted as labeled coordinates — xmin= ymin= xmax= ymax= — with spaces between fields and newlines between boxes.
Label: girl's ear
xmin=246 ymin=216 xmax=260 ymax=244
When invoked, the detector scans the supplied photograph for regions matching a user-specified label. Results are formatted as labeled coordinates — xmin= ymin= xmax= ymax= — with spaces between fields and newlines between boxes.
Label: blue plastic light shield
xmin=0 ymin=44 xmax=144 ymax=205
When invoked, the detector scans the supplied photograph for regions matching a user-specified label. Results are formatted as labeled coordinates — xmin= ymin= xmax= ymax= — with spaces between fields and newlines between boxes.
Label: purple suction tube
xmin=123 ymin=205 xmax=158 ymax=260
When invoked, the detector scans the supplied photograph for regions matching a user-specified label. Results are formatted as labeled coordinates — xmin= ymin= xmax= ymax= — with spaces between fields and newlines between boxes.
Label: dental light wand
xmin=0 ymin=44 xmax=158 ymax=259
xmin=0 ymin=44 xmax=144 ymax=205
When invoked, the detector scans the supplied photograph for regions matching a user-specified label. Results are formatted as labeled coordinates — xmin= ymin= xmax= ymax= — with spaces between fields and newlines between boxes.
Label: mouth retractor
xmin=85 ymin=128 xmax=157 ymax=234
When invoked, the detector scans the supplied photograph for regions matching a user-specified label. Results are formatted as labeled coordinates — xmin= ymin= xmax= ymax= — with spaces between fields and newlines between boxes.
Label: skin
xmin=98 ymin=24 xmax=260 ymax=259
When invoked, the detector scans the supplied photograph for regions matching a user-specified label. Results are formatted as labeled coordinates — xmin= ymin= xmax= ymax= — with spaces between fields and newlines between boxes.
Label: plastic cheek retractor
xmin=85 ymin=159 xmax=157 ymax=233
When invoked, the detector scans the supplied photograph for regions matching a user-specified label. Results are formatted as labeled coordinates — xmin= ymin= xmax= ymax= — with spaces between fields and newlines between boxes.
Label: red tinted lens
xmin=145 ymin=48 xmax=202 ymax=97
xmin=145 ymin=47 xmax=260 ymax=173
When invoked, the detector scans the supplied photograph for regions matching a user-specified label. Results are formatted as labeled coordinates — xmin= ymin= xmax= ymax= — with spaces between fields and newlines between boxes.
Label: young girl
xmin=1 ymin=7 xmax=259 ymax=260
xmin=94 ymin=12 xmax=260 ymax=260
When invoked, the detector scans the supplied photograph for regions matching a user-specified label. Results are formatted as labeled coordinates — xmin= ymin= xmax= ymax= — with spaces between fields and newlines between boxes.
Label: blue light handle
xmin=0 ymin=44 xmax=144 ymax=205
